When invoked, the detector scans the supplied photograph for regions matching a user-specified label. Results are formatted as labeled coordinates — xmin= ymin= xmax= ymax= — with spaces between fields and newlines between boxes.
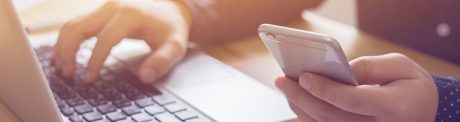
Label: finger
xmin=350 ymin=53 xmax=424 ymax=85
xmin=138 ymin=40 xmax=187 ymax=83
xmin=289 ymin=103 xmax=317 ymax=122
xmin=84 ymin=14 xmax=135 ymax=83
xmin=54 ymin=4 xmax=116 ymax=77
xmin=299 ymin=73 xmax=390 ymax=116
xmin=276 ymin=76 xmax=372 ymax=122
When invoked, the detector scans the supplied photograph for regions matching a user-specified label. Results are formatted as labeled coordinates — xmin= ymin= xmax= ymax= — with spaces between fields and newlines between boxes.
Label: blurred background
xmin=13 ymin=0 xmax=357 ymax=27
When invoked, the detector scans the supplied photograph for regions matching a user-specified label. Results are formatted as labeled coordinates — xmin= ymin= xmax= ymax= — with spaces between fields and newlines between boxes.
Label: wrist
xmin=155 ymin=0 xmax=193 ymax=42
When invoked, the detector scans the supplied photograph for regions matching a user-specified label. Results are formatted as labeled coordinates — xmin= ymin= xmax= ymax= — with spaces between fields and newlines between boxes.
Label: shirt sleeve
xmin=181 ymin=0 xmax=324 ymax=42
xmin=433 ymin=75 xmax=460 ymax=122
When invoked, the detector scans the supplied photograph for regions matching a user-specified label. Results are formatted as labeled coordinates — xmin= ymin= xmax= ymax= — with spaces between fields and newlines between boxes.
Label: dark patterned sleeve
xmin=433 ymin=75 xmax=460 ymax=122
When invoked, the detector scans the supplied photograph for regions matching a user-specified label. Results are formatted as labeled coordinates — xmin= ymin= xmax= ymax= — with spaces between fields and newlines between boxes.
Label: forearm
xmin=182 ymin=0 xmax=324 ymax=42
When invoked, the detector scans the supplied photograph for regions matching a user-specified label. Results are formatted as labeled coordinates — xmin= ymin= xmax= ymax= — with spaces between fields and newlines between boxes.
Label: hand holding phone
xmin=258 ymin=24 xmax=358 ymax=86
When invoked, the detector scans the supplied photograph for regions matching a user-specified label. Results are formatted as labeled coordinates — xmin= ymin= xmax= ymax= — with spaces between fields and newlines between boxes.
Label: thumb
xmin=138 ymin=40 xmax=186 ymax=83
xmin=299 ymin=73 xmax=389 ymax=116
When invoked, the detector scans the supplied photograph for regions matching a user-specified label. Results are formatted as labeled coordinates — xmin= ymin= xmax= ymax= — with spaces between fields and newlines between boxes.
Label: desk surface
xmin=4 ymin=0 xmax=460 ymax=121
xmin=199 ymin=12 xmax=460 ymax=88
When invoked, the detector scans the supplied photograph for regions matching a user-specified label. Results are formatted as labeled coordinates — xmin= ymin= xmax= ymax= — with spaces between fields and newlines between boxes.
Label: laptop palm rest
xmin=112 ymin=41 xmax=296 ymax=122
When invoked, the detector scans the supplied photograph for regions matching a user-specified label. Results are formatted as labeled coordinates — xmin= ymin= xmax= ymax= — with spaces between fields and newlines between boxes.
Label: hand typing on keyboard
xmin=52 ymin=0 xmax=192 ymax=83
xmin=36 ymin=46 xmax=202 ymax=122
xmin=275 ymin=53 xmax=438 ymax=122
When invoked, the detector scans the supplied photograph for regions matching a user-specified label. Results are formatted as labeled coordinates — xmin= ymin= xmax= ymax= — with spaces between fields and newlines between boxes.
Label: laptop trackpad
xmin=158 ymin=52 xmax=296 ymax=122
xmin=111 ymin=41 xmax=295 ymax=122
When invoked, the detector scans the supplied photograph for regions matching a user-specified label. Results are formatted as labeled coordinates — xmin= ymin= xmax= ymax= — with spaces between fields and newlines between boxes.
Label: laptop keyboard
xmin=34 ymin=46 xmax=207 ymax=122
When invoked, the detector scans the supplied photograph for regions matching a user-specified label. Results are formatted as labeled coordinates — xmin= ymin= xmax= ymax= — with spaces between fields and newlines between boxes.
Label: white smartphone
xmin=258 ymin=24 xmax=358 ymax=86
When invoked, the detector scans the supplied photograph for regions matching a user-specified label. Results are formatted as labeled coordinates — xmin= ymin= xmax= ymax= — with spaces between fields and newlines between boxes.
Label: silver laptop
xmin=0 ymin=0 xmax=295 ymax=122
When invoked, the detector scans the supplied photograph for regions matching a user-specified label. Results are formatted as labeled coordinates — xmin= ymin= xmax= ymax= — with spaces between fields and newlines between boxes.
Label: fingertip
xmin=299 ymin=73 xmax=313 ymax=90
xmin=139 ymin=66 xmax=157 ymax=84
xmin=83 ymin=71 xmax=97 ymax=84
xmin=275 ymin=76 xmax=294 ymax=91
xmin=274 ymin=77 xmax=285 ymax=90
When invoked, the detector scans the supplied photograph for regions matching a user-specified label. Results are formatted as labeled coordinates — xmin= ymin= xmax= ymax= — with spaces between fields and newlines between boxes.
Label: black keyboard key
xmin=82 ymin=111 xmax=103 ymax=122
xmin=152 ymin=95 xmax=175 ymax=106
xmin=97 ymin=104 xmax=117 ymax=114
xmin=36 ymin=46 xmax=205 ymax=122
xmin=113 ymin=97 xmax=132 ymax=108
xmin=155 ymin=113 xmax=181 ymax=122
xmin=71 ymin=83 xmax=92 ymax=92
xmin=164 ymin=104 xmax=186 ymax=113
xmin=125 ymin=89 xmax=145 ymax=100
xmin=60 ymin=107 xmax=75 ymax=116
xmin=52 ymin=82 xmax=77 ymax=100
xmin=55 ymin=97 xmax=66 ymax=108
xmin=175 ymin=111 xmax=198 ymax=121
xmin=109 ymin=80 xmax=132 ymax=90
xmin=106 ymin=111 xmax=127 ymax=121
xmin=66 ymin=97 xmax=85 ymax=107
xmin=74 ymin=103 xmax=94 ymax=114
xmin=94 ymin=84 xmax=121 ymax=101
xmin=145 ymin=105 xmax=165 ymax=115
xmin=105 ymin=93 xmax=123 ymax=101
xmin=94 ymin=83 xmax=116 ymax=94
xmin=68 ymin=115 xmax=84 ymax=122
xmin=131 ymin=113 xmax=154 ymax=122
xmin=139 ymin=87 xmax=160 ymax=97
xmin=135 ymin=98 xmax=155 ymax=108
xmin=88 ymin=95 xmax=108 ymax=106
xmin=78 ymin=88 xmax=99 ymax=99
xmin=122 ymin=105 xmax=141 ymax=115
xmin=58 ymin=91 xmax=78 ymax=100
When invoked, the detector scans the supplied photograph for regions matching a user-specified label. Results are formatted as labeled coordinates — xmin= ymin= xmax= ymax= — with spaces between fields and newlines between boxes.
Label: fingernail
xmin=299 ymin=74 xmax=312 ymax=90
xmin=140 ymin=68 xmax=157 ymax=83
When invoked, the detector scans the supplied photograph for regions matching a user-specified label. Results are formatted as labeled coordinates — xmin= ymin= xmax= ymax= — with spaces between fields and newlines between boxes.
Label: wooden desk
xmin=4 ymin=0 xmax=460 ymax=121
xmin=199 ymin=12 xmax=460 ymax=88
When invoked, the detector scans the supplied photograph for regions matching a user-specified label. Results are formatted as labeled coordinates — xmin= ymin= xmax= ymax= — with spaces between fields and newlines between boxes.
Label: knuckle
xmin=354 ymin=56 xmax=374 ymax=67
xmin=353 ymin=56 xmax=376 ymax=77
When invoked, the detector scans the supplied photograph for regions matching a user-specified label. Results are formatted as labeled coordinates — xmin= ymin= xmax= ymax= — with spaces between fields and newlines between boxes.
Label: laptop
xmin=0 ymin=0 xmax=295 ymax=122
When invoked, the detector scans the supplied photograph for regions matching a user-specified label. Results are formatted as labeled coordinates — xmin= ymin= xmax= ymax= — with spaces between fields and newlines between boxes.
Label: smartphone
xmin=258 ymin=24 xmax=358 ymax=86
